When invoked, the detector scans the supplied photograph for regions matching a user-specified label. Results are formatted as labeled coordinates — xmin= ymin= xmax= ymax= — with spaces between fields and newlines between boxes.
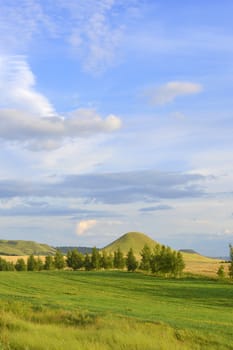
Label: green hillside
xmin=103 ymin=231 xmax=158 ymax=255
xmin=0 ymin=239 xmax=56 ymax=256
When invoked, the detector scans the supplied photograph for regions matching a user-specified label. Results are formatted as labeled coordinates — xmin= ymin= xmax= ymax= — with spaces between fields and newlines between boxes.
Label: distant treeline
xmin=0 ymin=244 xmax=186 ymax=277
xmin=56 ymin=246 xmax=94 ymax=254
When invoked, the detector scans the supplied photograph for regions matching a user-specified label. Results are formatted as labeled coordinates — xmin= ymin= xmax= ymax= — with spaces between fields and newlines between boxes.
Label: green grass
xmin=0 ymin=271 xmax=233 ymax=349
xmin=0 ymin=240 xmax=56 ymax=256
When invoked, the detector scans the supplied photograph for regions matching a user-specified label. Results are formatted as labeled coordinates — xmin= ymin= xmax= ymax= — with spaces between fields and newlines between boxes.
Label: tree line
xmin=0 ymin=244 xmax=186 ymax=277
xmin=1 ymin=243 xmax=233 ymax=278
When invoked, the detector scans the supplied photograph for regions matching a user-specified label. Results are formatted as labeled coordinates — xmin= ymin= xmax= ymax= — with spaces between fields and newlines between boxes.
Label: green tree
xmin=107 ymin=253 xmax=114 ymax=269
xmin=44 ymin=256 xmax=54 ymax=270
xmin=229 ymin=244 xmax=233 ymax=279
xmin=66 ymin=249 xmax=84 ymax=270
xmin=126 ymin=248 xmax=138 ymax=272
xmin=15 ymin=258 xmax=27 ymax=271
xmin=113 ymin=248 xmax=125 ymax=269
xmin=27 ymin=254 xmax=37 ymax=271
xmin=150 ymin=244 xmax=161 ymax=274
xmin=84 ymin=253 xmax=92 ymax=271
xmin=36 ymin=257 xmax=44 ymax=271
xmin=0 ymin=257 xmax=14 ymax=271
xmin=173 ymin=251 xmax=185 ymax=277
xmin=140 ymin=244 xmax=152 ymax=271
xmin=217 ymin=264 xmax=225 ymax=279
xmin=91 ymin=247 xmax=101 ymax=270
xmin=100 ymin=250 xmax=109 ymax=269
xmin=54 ymin=250 xmax=65 ymax=270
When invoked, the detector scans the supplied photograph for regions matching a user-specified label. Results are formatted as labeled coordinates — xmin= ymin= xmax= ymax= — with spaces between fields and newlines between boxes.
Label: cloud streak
xmin=144 ymin=81 xmax=203 ymax=106
xmin=139 ymin=205 xmax=173 ymax=212
xmin=0 ymin=170 xmax=208 ymax=204
xmin=0 ymin=1 xmax=133 ymax=73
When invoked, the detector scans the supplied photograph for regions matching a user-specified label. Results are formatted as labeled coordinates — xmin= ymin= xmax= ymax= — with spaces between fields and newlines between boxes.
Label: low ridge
xmin=0 ymin=239 xmax=56 ymax=256
xmin=103 ymin=231 xmax=158 ymax=255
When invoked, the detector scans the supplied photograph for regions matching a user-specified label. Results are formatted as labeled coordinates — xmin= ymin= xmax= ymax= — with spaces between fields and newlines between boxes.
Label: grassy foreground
xmin=0 ymin=271 xmax=233 ymax=349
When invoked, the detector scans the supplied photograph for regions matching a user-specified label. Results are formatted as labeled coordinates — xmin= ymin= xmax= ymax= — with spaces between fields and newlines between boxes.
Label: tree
xmin=54 ymin=250 xmax=65 ymax=270
xmin=100 ymin=250 xmax=109 ymax=269
xmin=0 ymin=257 xmax=14 ymax=271
xmin=36 ymin=257 xmax=44 ymax=271
xmin=173 ymin=251 xmax=185 ymax=277
xmin=27 ymin=255 xmax=37 ymax=271
xmin=91 ymin=247 xmax=101 ymax=270
xmin=15 ymin=258 xmax=27 ymax=271
xmin=99 ymin=251 xmax=113 ymax=269
xmin=229 ymin=244 xmax=233 ymax=279
xmin=107 ymin=253 xmax=114 ymax=269
xmin=126 ymin=248 xmax=138 ymax=272
xmin=113 ymin=248 xmax=125 ymax=269
xmin=44 ymin=256 xmax=54 ymax=270
xmin=150 ymin=245 xmax=185 ymax=277
xmin=217 ymin=264 xmax=225 ymax=279
xmin=84 ymin=253 xmax=92 ymax=271
xmin=140 ymin=244 xmax=152 ymax=271
xmin=66 ymin=250 xmax=83 ymax=270
xmin=150 ymin=244 xmax=162 ymax=274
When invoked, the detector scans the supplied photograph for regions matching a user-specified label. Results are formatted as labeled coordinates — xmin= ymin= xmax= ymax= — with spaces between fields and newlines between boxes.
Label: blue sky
xmin=0 ymin=0 xmax=233 ymax=256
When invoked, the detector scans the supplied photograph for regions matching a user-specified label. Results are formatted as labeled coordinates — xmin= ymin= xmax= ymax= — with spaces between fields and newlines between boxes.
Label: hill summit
xmin=103 ymin=232 xmax=158 ymax=255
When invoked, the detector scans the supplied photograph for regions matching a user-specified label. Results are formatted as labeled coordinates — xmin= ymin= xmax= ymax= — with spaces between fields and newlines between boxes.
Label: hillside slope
xmin=0 ymin=240 xmax=56 ymax=256
xmin=103 ymin=232 xmax=158 ymax=255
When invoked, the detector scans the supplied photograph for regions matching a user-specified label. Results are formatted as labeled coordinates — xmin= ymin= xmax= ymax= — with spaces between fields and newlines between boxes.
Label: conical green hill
xmin=103 ymin=232 xmax=158 ymax=255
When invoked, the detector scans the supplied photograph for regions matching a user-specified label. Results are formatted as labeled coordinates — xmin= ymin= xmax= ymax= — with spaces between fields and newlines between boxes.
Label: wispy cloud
xmin=67 ymin=1 xmax=124 ymax=73
xmin=144 ymin=81 xmax=203 ymax=106
xmin=0 ymin=1 xmax=135 ymax=73
xmin=139 ymin=205 xmax=173 ymax=212
xmin=0 ymin=0 xmax=54 ymax=53
xmin=0 ymin=170 xmax=208 ymax=204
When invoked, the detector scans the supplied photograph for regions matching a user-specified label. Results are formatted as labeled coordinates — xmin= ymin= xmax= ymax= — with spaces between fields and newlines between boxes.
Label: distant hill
xmin=0 ymin=240 xmax=56 ymax=256
xmin=56 ymin=246 xmax=94 ymax=254
xmin=179 ymin=249 xmax=200 ymax=255
xmin=103 ymin=232 xmax=158 ymax=255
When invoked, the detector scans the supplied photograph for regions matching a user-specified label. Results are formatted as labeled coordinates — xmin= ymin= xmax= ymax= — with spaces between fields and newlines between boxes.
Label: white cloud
xmin=0 ymin=56 xmax=55 ymax=116
xmin=144 ymin=81 xmax=203 ymax=105
xmin=76 ymin=219 xmax=97 ymax=235
xmin=0 ymin=56 xmax=122 ymax=150
xmin=0 ymin=109 xmax=121 ymax=149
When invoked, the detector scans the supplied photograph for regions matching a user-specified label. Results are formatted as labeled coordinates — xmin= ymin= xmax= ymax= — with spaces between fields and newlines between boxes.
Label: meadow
xmin=0 ymin=270 xmax=233 ymax=349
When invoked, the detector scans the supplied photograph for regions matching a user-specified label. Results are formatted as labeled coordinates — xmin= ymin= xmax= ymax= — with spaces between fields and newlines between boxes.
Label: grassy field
xmin=0 ymin=271 xmax=233 ymax=349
